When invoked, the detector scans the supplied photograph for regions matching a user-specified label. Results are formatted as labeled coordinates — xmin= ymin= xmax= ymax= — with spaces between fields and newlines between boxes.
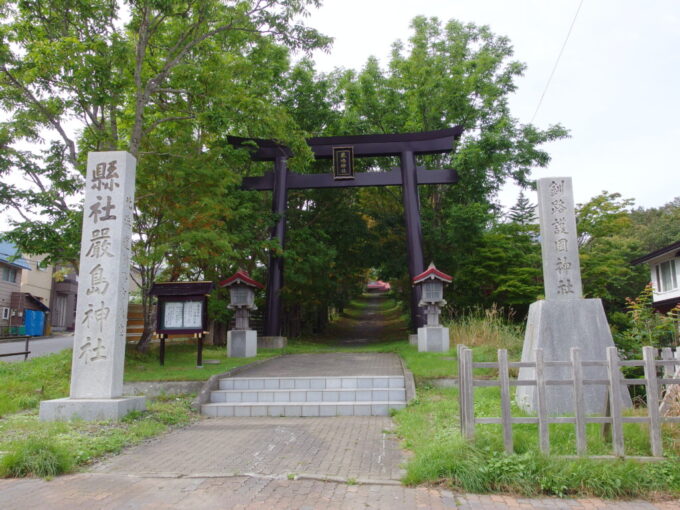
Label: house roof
xmin=0 ymin=240 xmax=31 ymax=270
xmin=26 ymin=293 xmax=50 ymax=312
xmin=412 ymin=263 xmax=453 ymax=285
xmin=149 ymin=281 xmax=214 ymax=296
xmin=631 ymin=240 xmax=680 ymax=265
xmin=219 ymin=270 xmax=264 ymax=289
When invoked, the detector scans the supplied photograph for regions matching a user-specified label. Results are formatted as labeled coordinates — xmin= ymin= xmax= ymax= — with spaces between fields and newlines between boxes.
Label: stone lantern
xmin=220 ymin=270 xmax=264 ymax=358
xmin=413 ymin=263 xmax=452 ymax=352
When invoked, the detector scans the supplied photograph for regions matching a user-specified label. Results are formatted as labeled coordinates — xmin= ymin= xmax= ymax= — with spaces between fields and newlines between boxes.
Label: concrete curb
xmin=123 ymin=381 xmax=205 ymax=397
xmin=191 ymin=355 xmax=284 ymax=412
xmin=398 ymin=356 xmax=417 ymax=404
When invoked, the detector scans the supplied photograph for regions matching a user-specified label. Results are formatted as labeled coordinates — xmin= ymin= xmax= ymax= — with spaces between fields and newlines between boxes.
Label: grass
xmin=352 ymin=300 xmax=680 ymax=498
xmin=0 ymin=394 xmax=197 ymax=478
xmin=0 ymin=350 xmax=71 ymax=417
xmin=394 ymin=385 xmax=680 ymax=498
xmin=123 ymin=344 xmax=280 ymax=382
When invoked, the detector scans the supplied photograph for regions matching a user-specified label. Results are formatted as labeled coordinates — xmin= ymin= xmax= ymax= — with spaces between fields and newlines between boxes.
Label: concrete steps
xmin=202 ymin=376 xmax=406 ymax=417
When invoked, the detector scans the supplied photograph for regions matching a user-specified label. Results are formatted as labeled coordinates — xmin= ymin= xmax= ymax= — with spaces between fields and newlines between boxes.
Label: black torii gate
xmin=229 ymin=127 xmax=464 ymax=336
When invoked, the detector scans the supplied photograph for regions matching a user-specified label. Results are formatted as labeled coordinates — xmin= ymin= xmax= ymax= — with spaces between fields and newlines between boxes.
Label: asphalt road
xmin=0 ymin=333 xmax=74 ymax=362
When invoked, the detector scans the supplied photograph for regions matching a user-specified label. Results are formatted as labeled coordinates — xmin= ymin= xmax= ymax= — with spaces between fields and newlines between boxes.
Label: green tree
xmin=630 ymin=197 xmax=680 ymax=252
xmin=336 ymin=17 xmax=567 ymax=316
xmin=1 ymin=0 xmax=330 ymax=349
xmin=576 ymin=192 xmax=648 ymax=313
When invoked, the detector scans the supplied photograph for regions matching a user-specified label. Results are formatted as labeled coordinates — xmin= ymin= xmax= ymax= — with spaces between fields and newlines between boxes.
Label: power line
xmin=531 ymin=0 xmax=585 ymax=124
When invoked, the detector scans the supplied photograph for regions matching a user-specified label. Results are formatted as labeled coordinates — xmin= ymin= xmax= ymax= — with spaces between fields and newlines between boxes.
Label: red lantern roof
xmin=219 ymin=270 xmax=264 ymax=289
xmin=412 ymin=263 xmax=452 ymax=285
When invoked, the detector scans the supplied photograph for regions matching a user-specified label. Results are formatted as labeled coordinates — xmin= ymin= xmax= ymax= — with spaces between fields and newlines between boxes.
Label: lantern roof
xmin=412 ymin=263 xmax=452 ymax=285
xmin=149 ymin=281 xmax=214 ymax=296
xmin=219 ymin=270 xmax=264 ymax=289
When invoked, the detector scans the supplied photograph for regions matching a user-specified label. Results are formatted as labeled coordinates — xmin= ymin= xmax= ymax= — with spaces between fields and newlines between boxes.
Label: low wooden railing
xmin=457 ymin=344 xmax=680 ymax=460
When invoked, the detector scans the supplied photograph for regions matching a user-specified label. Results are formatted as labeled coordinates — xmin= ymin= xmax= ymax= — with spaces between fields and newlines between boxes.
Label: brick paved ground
xmin=232 ymin=352 xmax=403 ymax=377
xmin=93 ymin=417 xmax=405 ymax=481
xmin=1 ymin=474 xmax=677 ymax=510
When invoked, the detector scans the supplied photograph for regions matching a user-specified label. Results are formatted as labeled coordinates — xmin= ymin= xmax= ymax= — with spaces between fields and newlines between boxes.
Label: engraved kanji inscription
xmin=91 ymin=160 xmax=120 ymax=191
xmin=551 ymin=198 xmax=567 ymax=215
xmin=85 ymin=228 xmax=114 ymax=259
xmin=86 ymin=264 xmax=110 ymax=295
xmin=554 ymin=238 xmax=568 ymax=252
xmin=552 ymin=216 xmax=568 ymax=235
xmin=78 ymin=337 xmax=108 ymax=363
xmin=89 ymin=195 xmax=117 ymax=223
xmin=556 ymin=256 xmax=572 ymax=274
xmin=82 ymin=301 xmax=111 ymax=332
xmin=549 ymin=180 xmax=565 ymax=196
xmin=557 ymin=278 xmax=575 ymax=295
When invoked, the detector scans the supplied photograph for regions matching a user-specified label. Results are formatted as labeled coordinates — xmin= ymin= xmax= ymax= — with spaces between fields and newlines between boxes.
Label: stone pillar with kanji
xmin=516 ymin=177 xmax=631 ymax=414
xmin=40 ymin=152 xmax=145 ymax=421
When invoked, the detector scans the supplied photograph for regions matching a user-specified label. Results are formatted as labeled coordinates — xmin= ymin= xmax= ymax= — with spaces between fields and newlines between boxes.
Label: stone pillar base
xmin=409 ymin=334 xmax=418 ymax=346
xmin=39 ymin=396 xmax=146 ymax=422
xmin=228 ymin=329 xmax=257 ymax=357
xmin=517 ymin=299 xmax=632 ymax=415
xmin=258 ymin=336 xmax=287 ymax=349
xmin=417 ymin=326 xmax=450 ymax=352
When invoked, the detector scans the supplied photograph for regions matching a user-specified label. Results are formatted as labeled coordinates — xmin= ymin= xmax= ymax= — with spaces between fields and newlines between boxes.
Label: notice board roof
xmin=149 ymin=281 xmax=214 ymax=297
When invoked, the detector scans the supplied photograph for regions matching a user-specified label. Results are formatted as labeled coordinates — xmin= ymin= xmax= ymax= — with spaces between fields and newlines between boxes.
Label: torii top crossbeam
xmin=230 ymin=127 xmax=464 ymax=336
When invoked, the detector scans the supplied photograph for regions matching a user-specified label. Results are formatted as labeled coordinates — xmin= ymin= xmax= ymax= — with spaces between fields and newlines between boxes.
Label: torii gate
xmin=229 ymin=127 xmax=464 ymax=336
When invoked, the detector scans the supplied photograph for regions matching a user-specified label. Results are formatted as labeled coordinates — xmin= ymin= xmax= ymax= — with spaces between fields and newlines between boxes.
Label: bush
xmin=0 ymin=436 xmax=73 ymax=478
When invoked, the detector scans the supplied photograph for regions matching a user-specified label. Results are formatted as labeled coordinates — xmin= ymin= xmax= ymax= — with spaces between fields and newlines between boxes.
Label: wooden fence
xmin=457 ymin=344 xmax=680 ymax=460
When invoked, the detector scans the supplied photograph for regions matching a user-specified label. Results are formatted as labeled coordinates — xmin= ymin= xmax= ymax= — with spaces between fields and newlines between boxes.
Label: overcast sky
xmin=2 ymin=1 xmax=678 ymax=233
xmin=306 ymin=0 xmax=680 ymax=210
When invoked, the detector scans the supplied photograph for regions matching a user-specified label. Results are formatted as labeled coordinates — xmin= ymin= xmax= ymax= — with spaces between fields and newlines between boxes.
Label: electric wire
xmin=531 ymin=0 xmax=585 ymax=123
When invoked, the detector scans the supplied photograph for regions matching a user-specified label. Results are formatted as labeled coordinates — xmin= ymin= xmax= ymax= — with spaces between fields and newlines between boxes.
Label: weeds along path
xmin=319 ymin=293 xmax=408 ymax=347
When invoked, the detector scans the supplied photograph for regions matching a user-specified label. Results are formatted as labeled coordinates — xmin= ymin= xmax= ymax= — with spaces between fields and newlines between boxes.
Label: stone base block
xmin=409 ymin=334 xmax=418 ymax=346
xmin=517 ymin=299 xmax=632 ymax=415
xmin=258 ymin=336 xmax=287 ymax=349
xmin=39 ymin=396 xmax=146 ymax=422
xmin=417 ymin=326 xmax=450 ymax=353
xmin=228 ymin=329 xmax=257 ymax=358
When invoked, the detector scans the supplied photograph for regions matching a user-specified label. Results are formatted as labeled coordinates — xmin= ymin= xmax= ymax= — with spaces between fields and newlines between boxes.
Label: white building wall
xmin=649 ymin=254 xmax=680 ymax=303
xmin=20 ymin=254 xmax=54 ymax=307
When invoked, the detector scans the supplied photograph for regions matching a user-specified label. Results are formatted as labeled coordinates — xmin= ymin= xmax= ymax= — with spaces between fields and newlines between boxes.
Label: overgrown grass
xmin=447 ymin=305 xmax=524 ymax=356
xmin=394 ymin=385 xmax=680 ymax=498
xmin=0 ymin=395 xmax=197 ymax=478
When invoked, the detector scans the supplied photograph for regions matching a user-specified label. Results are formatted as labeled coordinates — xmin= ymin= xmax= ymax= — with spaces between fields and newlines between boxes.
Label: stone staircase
xmin=201 ymin=375 xmax=407 ymax=417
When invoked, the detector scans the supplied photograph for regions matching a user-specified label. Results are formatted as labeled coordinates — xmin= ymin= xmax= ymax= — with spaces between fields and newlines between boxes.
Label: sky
xmin=2 ymin=0 xmax=679 ymax=232
xmin=305 ymin=0 xmax=680 ymax=210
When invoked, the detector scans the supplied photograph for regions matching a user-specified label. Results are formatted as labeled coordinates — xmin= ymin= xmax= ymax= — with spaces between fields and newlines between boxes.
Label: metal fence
xmin=457 ymin=344 xmax=680 ymax=460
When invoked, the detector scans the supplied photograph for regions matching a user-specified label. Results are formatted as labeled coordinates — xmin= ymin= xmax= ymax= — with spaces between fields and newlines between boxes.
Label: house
xmin=48 ymin=264 xmax=78 ymax=332
xmin=0 ymin=240 xmax=33 ymax=334
xmin=19 ymin=254 xmax=78 ymax=333
xmin=631 ymin=240 xmax=680 ymax=313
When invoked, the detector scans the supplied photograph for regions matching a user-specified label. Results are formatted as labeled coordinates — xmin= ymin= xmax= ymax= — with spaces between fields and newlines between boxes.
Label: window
xmin=2 ymin=267 xmax=17 ymax=283
xmin=1 ymin=307 xmax=9 ymax=320
xmin=656 ymin=260 xmax=678 ymax=292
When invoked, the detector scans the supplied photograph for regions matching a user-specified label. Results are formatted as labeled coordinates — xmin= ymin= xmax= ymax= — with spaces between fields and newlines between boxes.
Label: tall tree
xmin=335 ymin=17 xmax=567 ymax=316
xmin=0 ymin=0 xmax=330 ymax=349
